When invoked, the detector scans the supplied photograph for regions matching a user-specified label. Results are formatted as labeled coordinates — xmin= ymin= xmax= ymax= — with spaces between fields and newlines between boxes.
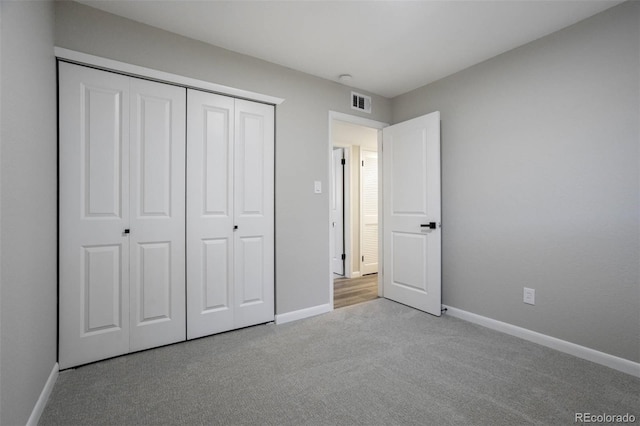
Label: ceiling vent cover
xmin=351 ymin=92 xmax=372 ymax=113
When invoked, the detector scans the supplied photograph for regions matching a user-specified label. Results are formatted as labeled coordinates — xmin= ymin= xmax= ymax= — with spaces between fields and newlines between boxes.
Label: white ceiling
xmin=333 ymin=120 xmax=379 ymax=150
xmin=77 ymin=0 xmax=622 ymax=98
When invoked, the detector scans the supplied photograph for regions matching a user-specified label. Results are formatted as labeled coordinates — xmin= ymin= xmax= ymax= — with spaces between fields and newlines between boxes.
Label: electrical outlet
xmin=523 ymin=287 xmax=535 ymax=305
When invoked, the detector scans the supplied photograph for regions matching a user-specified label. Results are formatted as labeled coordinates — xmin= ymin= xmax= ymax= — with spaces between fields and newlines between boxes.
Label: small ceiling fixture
xmin=338 ymin=74 xmax=352 ymax=83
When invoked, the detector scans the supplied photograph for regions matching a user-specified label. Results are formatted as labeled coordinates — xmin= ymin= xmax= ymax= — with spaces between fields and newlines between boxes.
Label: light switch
xmin=314 ymin=181 xmax=322 ymax=194
xmin=523 ymin=287 xmax=535 ymax=305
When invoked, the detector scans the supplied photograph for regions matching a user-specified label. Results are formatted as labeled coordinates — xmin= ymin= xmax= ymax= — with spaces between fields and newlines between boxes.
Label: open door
xmin=382 ymin=111 xmax=441 ymax=316
xmin=331 ymin=148 xmax=345 ymax=275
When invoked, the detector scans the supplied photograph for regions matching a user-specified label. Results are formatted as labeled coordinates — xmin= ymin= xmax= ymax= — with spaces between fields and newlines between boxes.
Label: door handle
xmin=420 ymin=222 xmax=437 ymax=229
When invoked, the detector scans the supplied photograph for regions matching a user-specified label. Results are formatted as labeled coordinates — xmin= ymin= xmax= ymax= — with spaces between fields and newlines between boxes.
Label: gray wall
xmin=392 ymin=1 xmax=639 ymax=363
xmin=3 ymin=4 xmax=635 ymax=422
xmin=0 ymin=1 xmax=58 ymax=424
xmin=55 ymin=1 xmax=392 ymax=315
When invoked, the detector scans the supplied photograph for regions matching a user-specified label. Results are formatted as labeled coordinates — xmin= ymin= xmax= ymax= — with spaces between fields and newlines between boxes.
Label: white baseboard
xmin=351 ymin=271 xmax=361 ymax=278
xmin=275 ymin=303 xmax=332 ymax=325
xmin=26 ymin=362 xmax=59 ymax=426
xmin=444 ymin=306 xmax=640 ymax=378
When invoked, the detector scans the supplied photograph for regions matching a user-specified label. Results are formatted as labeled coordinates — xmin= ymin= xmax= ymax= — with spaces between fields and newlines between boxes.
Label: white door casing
xmin=59 ymin=63 xmax=187 ymax=368
xmin=331 ymin=148 xmax=345 ymax=275
xmin=382 ymin=111 xmax=441 ymax=316
xmin=361 ymin=150 xmax=378 ymax=275
xmin=187 ymin=90 xmax=274 ymax=339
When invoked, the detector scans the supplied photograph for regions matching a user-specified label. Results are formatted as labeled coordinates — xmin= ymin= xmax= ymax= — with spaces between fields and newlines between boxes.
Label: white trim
xmin=444 ymin=306 xmax=640 ymax=378
xmin=330 ymin=111 xmax=388 ymax=130
xmin=275 ymin=303 xmax=332 ymax=325
xmin=351 ymin=271 xmax=362 ymax=279
xmin=54 ymin=47 xmax=285 ymax=105
xmin=26 ymin=362 xmax=59 ymax=426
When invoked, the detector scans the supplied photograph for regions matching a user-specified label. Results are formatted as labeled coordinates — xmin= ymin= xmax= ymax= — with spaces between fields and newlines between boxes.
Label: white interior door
xmin=382 ymin=111 xmax=441 ymax=316
xmin=233 ymin=99 xmax=275 ymax=328
xmin=60 ymin=63 xmax=187 ymax=368
xmin=128 ymin=78 xmax=186 ymax=351
xmin=59 ymin=62 xmax=131 ymax=369
xmin=331 ymin=148 xmax=345 ymax=276
xmin=187 ymin=91 xmax=274 ymax=338
xmin=187 ymin=90 xmax=235 ymax=339
xmin=361 ymin=150 xmax=378 ymax=275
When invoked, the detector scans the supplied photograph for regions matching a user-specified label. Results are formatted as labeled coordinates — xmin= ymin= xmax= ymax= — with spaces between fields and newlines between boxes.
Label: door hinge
xmin=341 ymin=158 xmax=346 ymax=165
xmin=362 ymin=255 xmax=365 ymax=262
xmin=362 ymin=160 xmax=364 ymax=167
xmin=341 ymin=253 xmax=346 ymax=260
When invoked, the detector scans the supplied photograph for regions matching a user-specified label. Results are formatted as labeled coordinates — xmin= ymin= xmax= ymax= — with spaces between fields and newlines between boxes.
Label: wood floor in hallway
xmin=333 ymin=273 xmax=378 ymax=309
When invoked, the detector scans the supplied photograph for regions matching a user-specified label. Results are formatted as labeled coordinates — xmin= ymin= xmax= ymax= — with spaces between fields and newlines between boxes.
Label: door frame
xmin=328 ymin=111 xmax=388 ymax=308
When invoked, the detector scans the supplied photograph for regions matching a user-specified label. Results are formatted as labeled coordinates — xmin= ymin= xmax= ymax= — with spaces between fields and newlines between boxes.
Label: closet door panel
xmin=236 ymin=112 xmax=265 ymax=215
xmin=137 ymin=242 xmax=171 ymax=318
xmin=129 ymin=79 xmax=186 ymax=351
xmin=204 ymin=107 xmax=231 ymax=216
xmin=237 ymin=236 xmax=265 ymax=304
xmin=202 ymin=238 xmax=230 ymax=310
xmin=83 ymin=245 xmax=124 ymax=331
xmin=59 ymin=62 xmax=131 ymax=369
xmin=234 ymin=100 xmax=275 ymax=328
xmin=187 ymin=90 xmax=235 ymax=339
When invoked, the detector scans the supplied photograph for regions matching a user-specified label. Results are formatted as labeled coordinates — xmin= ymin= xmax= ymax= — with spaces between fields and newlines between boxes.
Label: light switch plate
xmin=523 ymin=287 xmax=535 ymax=305
xmin=314 ymin=181 xmax=322 ymax=194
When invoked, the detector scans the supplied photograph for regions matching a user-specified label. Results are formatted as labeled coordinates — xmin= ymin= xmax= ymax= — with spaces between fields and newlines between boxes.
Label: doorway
xmin=329 ymin=112 xmax=388 ymax=309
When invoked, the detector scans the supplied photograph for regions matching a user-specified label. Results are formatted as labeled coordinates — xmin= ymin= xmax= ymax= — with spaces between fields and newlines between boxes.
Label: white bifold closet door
xmin=59 ymin=62 xmax=186 ymax=369
xmin=187 ymin=89 xmax=274 ymax=339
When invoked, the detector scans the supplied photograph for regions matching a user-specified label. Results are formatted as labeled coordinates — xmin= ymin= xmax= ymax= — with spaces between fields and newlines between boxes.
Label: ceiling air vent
xmin=351 ymin=92 xmax=372 ymax=114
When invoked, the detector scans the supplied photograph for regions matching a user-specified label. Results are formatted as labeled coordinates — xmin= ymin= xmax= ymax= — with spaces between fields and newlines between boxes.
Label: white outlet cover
xmin=523 ymin=287 xmax=535 ymax=305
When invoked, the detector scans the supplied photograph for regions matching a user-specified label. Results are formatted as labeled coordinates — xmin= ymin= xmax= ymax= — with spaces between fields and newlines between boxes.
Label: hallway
xmin=333 ymin=274 xmax=378 ymax=309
